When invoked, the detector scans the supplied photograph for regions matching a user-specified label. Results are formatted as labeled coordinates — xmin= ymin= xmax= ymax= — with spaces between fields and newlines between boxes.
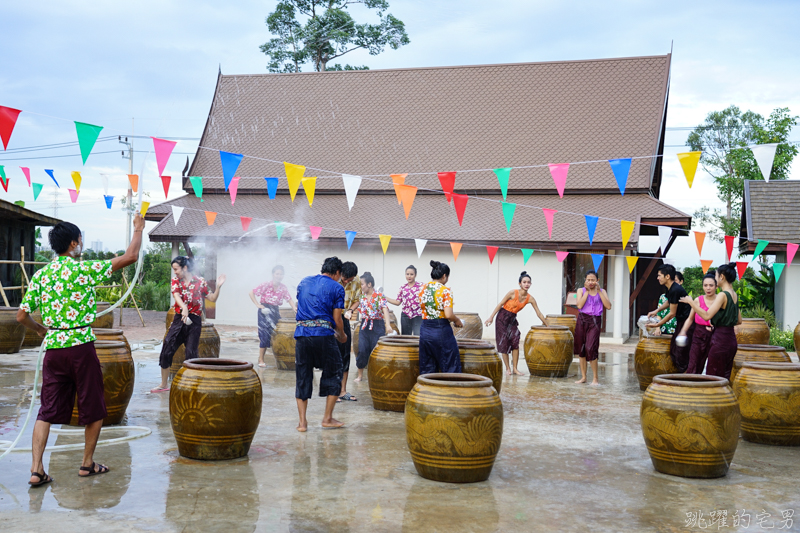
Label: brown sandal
xmin=29 ymin=471 xmax=54 ymax=487
xmin=79 ymin=462 xmax=109 ymax=477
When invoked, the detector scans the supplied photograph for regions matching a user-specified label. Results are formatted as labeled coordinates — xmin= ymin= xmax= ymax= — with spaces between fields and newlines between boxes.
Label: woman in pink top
xmin=385 ymin=265 xmax=424 ymax=335
xmin=574 ymin=270 xmax=612 ymax=385
xmin=677 ymin=272 xmax=717 ymax=374
xmin=249 ymin=265 xmax=296 ymax=368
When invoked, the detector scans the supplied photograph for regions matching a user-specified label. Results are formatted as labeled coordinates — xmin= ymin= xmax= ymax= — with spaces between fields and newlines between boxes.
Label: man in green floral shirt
xmin=17 ymin=215 xmax=144 ymax=487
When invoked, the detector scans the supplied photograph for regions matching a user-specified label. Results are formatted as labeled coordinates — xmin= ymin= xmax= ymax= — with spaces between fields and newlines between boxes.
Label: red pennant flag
xmin=241 ymin=216 xmax=252 ymax=232
xmin=161 ymin=175 xmax=171 ymax=198
xmin=487 ymin=246 xmax=499 ymax=264
xmin=736 ymin=261 xmax=748 ymax=280
xmin=0 ymin=106 xmax=22 ymax=150
xmin=701 ymin=259 xmax=713 ymax=274
xmin=450 ymin=242 xmax=462 ymax=261
xmin=452 ymin=193 xmax=469 ymax=226
xmin=724 ymin=235 xmax=735 ymax=262
xmin=0 ymin=177 xmax=8 ymax=192
xmin=205 ymin=211 xmax=217 ymax=225
xmin=438 ymin=172 xmax=456 ymax=202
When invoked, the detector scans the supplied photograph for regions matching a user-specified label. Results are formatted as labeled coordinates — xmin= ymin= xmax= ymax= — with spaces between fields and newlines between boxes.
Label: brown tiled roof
xmin=147 ymin=192 xmax=688 ymax=249
xmin=0 ymin=198 xmax=61 ymax=226
xmin=185 ymin=55 xmax=670 ymax=195
xmin=741 ymin=180 xmax=800 ymax=252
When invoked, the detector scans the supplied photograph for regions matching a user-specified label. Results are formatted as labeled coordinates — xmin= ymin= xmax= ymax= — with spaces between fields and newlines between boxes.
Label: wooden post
xmin=120 ymin=270 xmax=146 ymax=327
xmin=0 ymin=281 xmax=9 ymax=307
xmin=19 ymin=246 xmax=30 ymax=297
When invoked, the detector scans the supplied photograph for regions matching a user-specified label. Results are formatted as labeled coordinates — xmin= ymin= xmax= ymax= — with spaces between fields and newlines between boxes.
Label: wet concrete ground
xmin=1 ymin=333 xmax=799 ymax=532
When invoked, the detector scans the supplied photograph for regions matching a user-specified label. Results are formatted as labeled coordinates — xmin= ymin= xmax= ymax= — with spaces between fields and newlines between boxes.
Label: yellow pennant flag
xmin=677 ymin=151 xmax=702 ymax=188
xmin=140 ymin=201 xmax=150 ymax=217
xmin=284 ymin=161 xmax=305 ymax=201
xmin=620 ymin=220 xmax=635 ymax=249
xmin=379 ymin=234 xmax=392 ymax=254
xmin=70 ymin=171 xmax=82 ymax=191
xmin=626 ymin=256 xmax=639 ymax=273
xmin=301 ymin=177 xmax=317 ymax=206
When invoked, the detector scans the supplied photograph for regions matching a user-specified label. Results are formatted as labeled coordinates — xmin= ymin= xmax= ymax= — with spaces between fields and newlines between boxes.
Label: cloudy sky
xmin=1 ymin=0 xmax=798 ymax=266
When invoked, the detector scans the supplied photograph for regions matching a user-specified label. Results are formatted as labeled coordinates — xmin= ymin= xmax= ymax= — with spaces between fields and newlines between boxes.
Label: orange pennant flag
xmin=626 ymin=256 xmax=639 ymax=273
xmin=397 ymin=184 xmax=417 ymax=219
xmin=450 ymin=242 xmax=462 ymax=262
xmin=701 ymin=259 xmax=713 ymax=274
xmin=127 ymin=174 xmax=139 ymax=193
xmin=694 ymin=231 xmax=706 ymax=256
xmin=391 ymin=174 xmax=407 ymax=205
xmin=205 ymin=211 xmax=217 ymax=226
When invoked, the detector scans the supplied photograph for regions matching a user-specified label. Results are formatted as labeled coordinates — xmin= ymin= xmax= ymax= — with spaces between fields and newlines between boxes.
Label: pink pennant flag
xmin=787 ymin=243 xmax=799 ymax=267
xmin=20 ymin=167 xmax=31 ymax=186
xmin=548 ymin=163 xmax=569 ymax=198
xmin=68 ymin=189 xmax=79 ymax=203
xmin=724 ymin=235 xmax=735 ymax=263
xmin=241 ymin=216 xmax=252 ymax=232
xmin=309 ymin=226 xmax=322 ymax=240
xmin=542 ymin=208 xmax=557 ymax=239
xmin=487 ymin=246 xmax=499 ymax=264
xmin=229 ymin=177 xmax=240 ymax=205
xmin=555 ymin=251 xmax=569 ymax=263
xmin=152 ymin=137 xmax=177 ymax=177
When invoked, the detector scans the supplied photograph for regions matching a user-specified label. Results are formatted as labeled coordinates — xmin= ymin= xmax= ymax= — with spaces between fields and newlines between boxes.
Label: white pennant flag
xmin=750 ymin=143 xmax=778 ymax=182
xmin=657 ymin=226 xmax=672 ymax=257
xmin=342 ymin=174 xmax=362 ymax=211
xmin=415 ymin=239 xmax=427 ymax=258
xmin=172 ymin=205 xmax=184 ymax=226
xmin=99 ymin=173 xmax=109 ymax=195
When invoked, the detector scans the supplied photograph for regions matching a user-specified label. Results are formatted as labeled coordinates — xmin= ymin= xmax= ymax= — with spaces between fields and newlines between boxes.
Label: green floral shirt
xmin=20 ymin=256 xmax=114 ymax=349
xmin=657 ymin=294 xmax=676 ymax=335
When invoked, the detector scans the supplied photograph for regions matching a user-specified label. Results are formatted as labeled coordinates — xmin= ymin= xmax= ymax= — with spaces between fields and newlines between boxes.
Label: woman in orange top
xmin=485 ymin=271 xmax=548 ymax=375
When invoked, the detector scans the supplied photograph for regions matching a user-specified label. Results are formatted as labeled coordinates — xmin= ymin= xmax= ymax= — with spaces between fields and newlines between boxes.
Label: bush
xmin=769 ymin=327 xmax=795 ymax=352
xmin=134 ymin=281 xmax=171 ymax=311
xmin=742 ymin=304 xmax=776 ymax=328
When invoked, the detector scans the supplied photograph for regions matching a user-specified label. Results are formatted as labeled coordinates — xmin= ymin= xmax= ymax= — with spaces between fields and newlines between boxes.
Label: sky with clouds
xmin=1 ymin=0 xmax=798 ymax=267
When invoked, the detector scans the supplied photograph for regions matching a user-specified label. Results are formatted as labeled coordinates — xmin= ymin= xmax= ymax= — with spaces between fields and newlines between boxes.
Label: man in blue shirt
xmin=294 ymin=257 xmax=347 ymax=431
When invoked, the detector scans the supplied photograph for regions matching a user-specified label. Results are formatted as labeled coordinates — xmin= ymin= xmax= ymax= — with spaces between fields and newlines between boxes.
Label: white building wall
xmin=775 ymin=252 xmax=800 ymax=331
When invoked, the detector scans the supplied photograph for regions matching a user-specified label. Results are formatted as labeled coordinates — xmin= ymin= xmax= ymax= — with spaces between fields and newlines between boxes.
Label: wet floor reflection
xmin=401 ymin=478 xmax=498 ymax=532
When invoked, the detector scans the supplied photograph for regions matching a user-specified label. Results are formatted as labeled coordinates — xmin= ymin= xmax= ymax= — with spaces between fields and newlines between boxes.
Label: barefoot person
xmin=16 ymin=215 xmax=145 ymax=486
xmin=338 ymin=261 xmax=360 ymax=401
xmin=249 ymin=265 xmax=296 ymax=368
xmin=151 ymin=257 xmax=226 ymax=392
xmin=646 ymin=264 xmax=691 ymax=373
xmin=294 ymin=257 xmax=348 ymax=431
xmin=385 ymin=265 xmax=424 ymax=335
xmin=484 ymin=271 xmax=548 ymax=376
xmin=574 ymin=270 xmax=612 ymax=385
xmin=353 ymin=272 xmax=394 ymax=383
xmin=677 ymin=272 xmax=717 ymax=374
xmin=680 ymin=263 xmax=741 ymax=380
xmin=418 ymin=260 xmax=464 ymax=374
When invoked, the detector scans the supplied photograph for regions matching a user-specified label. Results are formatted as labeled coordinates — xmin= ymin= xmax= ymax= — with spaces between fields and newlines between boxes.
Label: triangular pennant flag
xmin=309 ymin=226 xmax=322 ymax=240
xmin=0 ymin=106 xmax=22 ymax=150
xmin=415 ymin=239 xmax=427 ymax=258
xmin=127 ymin=174 xmax=139 ymax=193
xmin=694 ymin=231 xmax=705 ymax=257
xmin=0 ymin=165 xmax=5 ymax=183
xmin=219 ymin=151 xmax=243 ymax=191
xmin=265 ymin=177 xmax=278 ymax=199
xmin=608 ymin=158 xmax=632 ymax=195
xmin=229 ymin=177 xmax=240 ymax=205
xmin=398 ymin=184 xmax=417 ymax=219
xmin=750 ymin=143 xmax=779 ymax=182
xmin=342 ymin=174 xmax=361 ymax=210
xmin=20 ymin=167 xmax=31 ymax=186
xmin=452 ymin=193 xmax=469 ymax=226
xmin=140 ymin=202 xmax=150 ymax=217
xmin=773 ymin=263 xmax=785 ymax=283
xmin=626 ymin=256 xmax=639 ymax=273
xmin=74 ymin=122 xmax=103 ymax=164
xmin=787 ymin=243 xmax=799 ymax=267
xmin=275 ymin=222 xmax=285 ymax=240
xmin=701 ymin=259 xmax=713 ymax=275
xmin=172 ymin=205 xmax=184 ymax=225
xmin=205 ymin=211 xmax=217 ymax=226
xmin=736 ymin=261 xmax=748 ymax=280
xmin=487 ymin=246 xmax=499 ymax=264
xmin=32 ymin=183 xmax=43 ymax=201
xmin=753 ymin=239 xmax=769 ymax=258
xmin=241 ymin=216 xmax=252 ymax=232
xmin=450 ymin=242 xmax=462 ymax=261
xmin=585 ymin=215 xmax=599 ymax=246
xmin=677 ymin=151 xmax=702 ymax=188
xmin=152 ymin=137 xmax=177 ymax=177
xmin=103 ymin=195 xmax=114 ymax=209
xmin=68 ymin=189 xmax=79 ymax=203
xmin=301 ymin=177 xmax=316 ymax=206
xmin=45 ymin=169 xmax=59 ymax=187
xmin=493 ymin=168 xmax=511 ymax=200
xmin=0 ymin=176 xmax=8 ymax=192
xmin=345 ymin=231 xmax=357 ymax=250
xmin=161 ymin=175 xmax=171 ymax=198
xmin=542 ymin=208 xmax=557 ymax=239
xmin=548 ymin=163 xmax=569 ymax=198
xmin=70 ymin=171 xmax=82 ymax=191
xmin=284 ymin=162 xmax=305 ymax=201
xmin=724 ymin=235 xmax=735 ymax=262
xmin=555 ymin=251 xmax=569 ymax=263
xmin=521 ymin=249 xmax=533 ymax=264
xmin=99 ymin=172 xmax=109 ymax=195
xmin=438 ymin=172 xmax=456 ymax=202
xmin=501 ymin=202 xmax=516 ymax=232
xmin=379 ymin=234 xmax=392 ymax=255
xmin=591 ymin=253 xmax=603 ymax=272
xmin=620 ymin=220 xmax=635 ymax=250
xmin=189 ymin=176 xmax=203 ymax=202
xmin=391 ymin=174 xmax=407 ymax=205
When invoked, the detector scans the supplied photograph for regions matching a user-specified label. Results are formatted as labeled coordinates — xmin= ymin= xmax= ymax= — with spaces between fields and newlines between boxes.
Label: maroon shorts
xmin=37 ymin=341 xmax=107 ymax=425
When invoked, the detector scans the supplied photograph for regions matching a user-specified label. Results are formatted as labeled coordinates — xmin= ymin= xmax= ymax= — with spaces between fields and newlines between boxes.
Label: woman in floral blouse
xmin=353 ymin=271 xmax=393 ymax=382
xmin=385 ymin=265 xmax=424 ymax=335
xmin=249 ymin=265 xmax=296 ymax=368
xmin=151 ymin=256 xmax=226 ymax=393
xmin=418 ymin=260 xmax=463 ymax=374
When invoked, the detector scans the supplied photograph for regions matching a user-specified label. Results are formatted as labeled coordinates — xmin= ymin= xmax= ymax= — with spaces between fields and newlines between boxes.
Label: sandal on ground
xmin=258 ymin=362 xmax=267 ymax=368
xmin=150 ymin=387 xmax=170 ymax=393
xmin=28 ymin=471 xmax=53 ymax=487
xmin=339 ymin=392 xmax=358 ymax=401
xmin=79 ymin=462 xmax=109 ymax=477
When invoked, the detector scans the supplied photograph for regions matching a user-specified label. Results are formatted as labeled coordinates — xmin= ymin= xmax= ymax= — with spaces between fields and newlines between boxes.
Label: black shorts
xmin=160 ymin=313 xmax=202 ymax=369
xmin=295 ymin=335 xmax=343 ymax=400
xmin=339 ymin=317 xmax=352 ymax=373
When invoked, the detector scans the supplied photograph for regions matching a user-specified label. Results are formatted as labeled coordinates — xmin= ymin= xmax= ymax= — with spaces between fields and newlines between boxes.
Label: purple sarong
xmin=495 ymin=308 xmax=521 ymax=354
xmin=574 ymin=312 xmax=601 ymax=362
xmin=706 ymin=326 xmax=737 ymax=381
xmin=686 ymin=323 xmax=712 ymax=374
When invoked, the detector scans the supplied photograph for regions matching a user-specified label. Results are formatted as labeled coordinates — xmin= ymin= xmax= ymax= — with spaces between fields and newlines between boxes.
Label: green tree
xmin=687 ymin=106 xmax=798 ymax=241
xmin=260 ymin=0 xmax=410 ymax=73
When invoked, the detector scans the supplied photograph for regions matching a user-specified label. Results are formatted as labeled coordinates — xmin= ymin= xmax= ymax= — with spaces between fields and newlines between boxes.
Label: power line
xmin=0 ymin=150 xmax=195 ymax=162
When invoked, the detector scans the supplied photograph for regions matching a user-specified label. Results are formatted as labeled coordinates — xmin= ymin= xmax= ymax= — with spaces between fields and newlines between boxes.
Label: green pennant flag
xmin=0 ymin=165 xmax=6 ymax=181
xmin=753 ymin=239 xmax=769 ymax=258
xmin=773 ymin=262 xmax=785 ymax=283
xmin=189 ymin=176 xmax=204 ymax=202
xmin=493 ymin=167 xmax=511 ymax=200
xmin=521 ymin=248 xmax=533 ymax=264
xmin=74 ymin=121 xmax=104 ymax=164
xmin=501 ymin=201 xmax=516 ymax=232
xmin=32 ymin=182 xmax=43 ymax=200
xmin=275 ymin=221 xmax=285 ymax=240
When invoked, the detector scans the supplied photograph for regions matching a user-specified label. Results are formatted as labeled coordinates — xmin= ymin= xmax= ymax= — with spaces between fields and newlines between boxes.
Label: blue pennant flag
xmin=219 ymin=151 xmax=243 ymax=191
xmin=104 ymin=195 xmax=114 ymax=209
xmin=265 ymin=177 xmax=278 ymax=199
xmin=591 ymin=253 xmax=604 ymax=272
xmin=345 ymin=231 xmax=357 ymax=250
xmin=608 ymin=158 xmax=632 ymax=196
xmin=44 ymin=169 xmax=59 ymax=188
xmin=585 ymin=215 xmax=599 ymax=245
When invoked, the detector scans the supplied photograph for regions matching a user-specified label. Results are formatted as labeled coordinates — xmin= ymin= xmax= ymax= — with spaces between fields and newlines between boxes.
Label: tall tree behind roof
xmin=260 ymin=0 xmax=410 ymax=73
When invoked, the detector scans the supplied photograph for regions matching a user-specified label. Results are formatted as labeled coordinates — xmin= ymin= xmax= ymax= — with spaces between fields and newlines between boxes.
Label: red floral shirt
xmin=358 ymin=291 xmax=388 ymax=329
xmin=253 ymin=281 xmax=291 ymax=306
xmin=171 ymin=275 xmax=209 ymax=316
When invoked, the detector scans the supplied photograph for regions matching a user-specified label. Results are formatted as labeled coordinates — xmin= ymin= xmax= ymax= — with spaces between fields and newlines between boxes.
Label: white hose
xmin=0 ymin=426 xmax=152 ymax=453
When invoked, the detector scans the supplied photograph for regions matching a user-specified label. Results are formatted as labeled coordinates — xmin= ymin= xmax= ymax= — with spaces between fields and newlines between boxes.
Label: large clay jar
xmin=91 ymin=302 xmax=114 ymax=329
xmin=733 ymin=362 xmax=800 ymax=446
xmin=271 ymin=318 xmax=297 ymax=370
xmin=279 ymin=307 xmax=296 ymax=319
xmin=734 ymin=318 xmax=770 ymax=345
xmin=21 ymin=310 xmax=44 ymax=348
xmin=166 ymin=307 xmax=176 ymax=331
xmin=389 ymin=310 xmax=400 ymax=334
xmin=731 ymin=344 xmax=790 ymax=383
xmin=354 ymin=312 xmax=402 ymax=353
xmin=170 ymin=358 xmax=262 ymax=460
xmin=70 ymin=341 xmax=134 ymax=426
xmin=523 ymin=325 xmax=574 ymax=377
xmin=640 ymin=374 xmax=740 ymax=478
xmin=405 ymin=373 xmax=503 ymax=483
xmin=546 ymin=314 xmax=577 ymax=337
xmin=0 ymin=307 xmax=26 ymax=354
xmin=452 ymin=313 xmax=483 ymax=340
xmin=634 ymin=335 xmax=677 ymax=391
xmin=794 ymin=322 xmax=800 ymax=355
xmin=94 ymin=328 xmax=131 ymax=352
xmin=458 ymin=339 xmax=503 ymax=393
xmin=168 ymin=323 xmax=221 ymax=383
xmin=368 ymin=336 xmax=420 ymax=412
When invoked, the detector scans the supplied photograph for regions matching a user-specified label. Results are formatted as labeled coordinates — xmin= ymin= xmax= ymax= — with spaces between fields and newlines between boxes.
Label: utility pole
xmin=49 ymin=189 xmax=59 ymax=219
xmin=119 ymin=118 xmax=134 ymax=246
